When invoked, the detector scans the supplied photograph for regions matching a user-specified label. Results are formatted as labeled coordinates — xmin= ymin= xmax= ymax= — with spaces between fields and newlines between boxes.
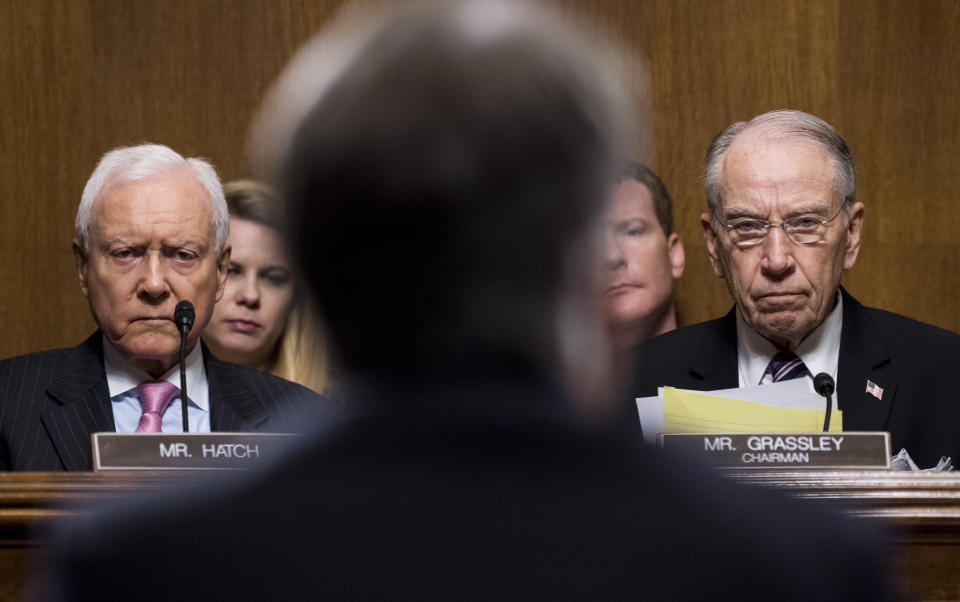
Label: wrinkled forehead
xmin=90 ymin=170 xmax=214 ymax=239
xmin=719 ymin=130 xmax=839 ymax=209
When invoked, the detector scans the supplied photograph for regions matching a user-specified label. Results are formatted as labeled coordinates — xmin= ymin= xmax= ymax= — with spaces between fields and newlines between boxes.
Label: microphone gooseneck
xmin=813 ymin=372 xmax=835 ymax=432
xmin=174 ymin=301 xmax=195 ymax=433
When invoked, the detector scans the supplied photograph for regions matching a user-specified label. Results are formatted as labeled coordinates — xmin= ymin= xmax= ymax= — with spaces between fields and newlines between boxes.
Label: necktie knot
xmin=768 ymin=351 xmax=807 ymax=382
xmin=134 ymin=380 xmax=180 ymax=433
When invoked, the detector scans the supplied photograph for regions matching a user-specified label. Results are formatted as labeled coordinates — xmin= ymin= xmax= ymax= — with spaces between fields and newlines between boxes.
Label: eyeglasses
xmin=715 ymin=206 xmax=846 ymax=248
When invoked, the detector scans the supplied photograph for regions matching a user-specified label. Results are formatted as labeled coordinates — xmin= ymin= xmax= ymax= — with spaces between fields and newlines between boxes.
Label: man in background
xmin=0 ymin=144 xmax=322 ymax=470
xmin=603 ymin=161 xmax=685 ymax=350
xmin=632 ymin=109 xmax=960 ymax=468
xmin=47 ymin=3 xmax=887 ymax=600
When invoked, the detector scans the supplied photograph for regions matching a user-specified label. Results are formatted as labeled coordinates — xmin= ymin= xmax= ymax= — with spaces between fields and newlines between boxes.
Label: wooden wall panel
xmin=1 ymin=0 xmax=958 ymax=360
xmin=1 ymin=0 xmax=98 ymax=358
xmin=837 ymin=0 xmax=960 ymax=326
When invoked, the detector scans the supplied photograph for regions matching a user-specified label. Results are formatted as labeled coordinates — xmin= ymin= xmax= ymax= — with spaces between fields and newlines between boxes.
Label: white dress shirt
xmin=736 ymin=291 xmax=844 ymax=391
xmin=103 ymin=335 xmax=212 ymax=433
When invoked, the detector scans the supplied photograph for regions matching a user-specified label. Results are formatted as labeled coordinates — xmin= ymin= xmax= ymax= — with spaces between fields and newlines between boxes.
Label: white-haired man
xmin=0 ymin=144 xmax=324 ymax=471
xmin=632 ymin=109 xmax=960 ymax=468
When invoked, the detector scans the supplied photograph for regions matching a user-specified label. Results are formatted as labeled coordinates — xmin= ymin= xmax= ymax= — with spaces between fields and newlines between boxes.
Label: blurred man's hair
xmin=618 ymin=161 xmax=674 ymax=236
xmin=255 ymin=0 xmax=635 ymax=380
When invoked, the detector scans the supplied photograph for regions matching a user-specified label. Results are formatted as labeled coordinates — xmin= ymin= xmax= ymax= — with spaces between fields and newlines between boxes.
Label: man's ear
xmin=667 ymin=232 xmax=685 ymax=280
xmin=843 ymin=201 xmax=865 ymax=270
xmin=701 ymin=213 xmax=724 ymax=278
xmin=215 ymin=244 xmax=231 ymax=302
xmin=72 ymin=239 xmax=90 ymax=298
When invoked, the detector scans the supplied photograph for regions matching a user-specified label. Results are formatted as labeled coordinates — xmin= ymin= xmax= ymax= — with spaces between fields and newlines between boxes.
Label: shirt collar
xmin=736 ymin=290 xmax=843 ymax=386
xmin=103 ymin=334 xmax=210 ymax=411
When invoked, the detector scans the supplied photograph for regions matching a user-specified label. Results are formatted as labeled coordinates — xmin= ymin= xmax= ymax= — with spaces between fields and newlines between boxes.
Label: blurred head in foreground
xmin=602 ymin=162 xmax=685 ymax=351
xmin=251 ymin=0 xmax=636 ymax=413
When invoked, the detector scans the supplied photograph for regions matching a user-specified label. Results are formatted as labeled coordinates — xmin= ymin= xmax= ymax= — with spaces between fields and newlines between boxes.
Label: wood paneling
xmin=1 ymin=0 xmax=958 ymax=359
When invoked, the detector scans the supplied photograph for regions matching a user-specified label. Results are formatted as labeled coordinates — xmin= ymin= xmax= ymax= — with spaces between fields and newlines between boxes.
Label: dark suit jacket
xmin=631 ymin=287 xmax=960 ymax=468
xmin=0 ymin=332 xmax=327 ymax=471
xmin=46 ymin=380 xmax=889 ymax=600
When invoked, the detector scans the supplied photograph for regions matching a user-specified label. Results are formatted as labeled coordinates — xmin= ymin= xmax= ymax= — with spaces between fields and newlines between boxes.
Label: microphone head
xmin=813 ymin=372 xmax=835 ymax=397
xmin=174 ymin=300 xmax=195 ymax=334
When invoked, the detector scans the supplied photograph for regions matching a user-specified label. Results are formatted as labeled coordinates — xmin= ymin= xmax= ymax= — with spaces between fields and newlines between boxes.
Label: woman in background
xmin=203 ymin=179 xmax=331 ymax=394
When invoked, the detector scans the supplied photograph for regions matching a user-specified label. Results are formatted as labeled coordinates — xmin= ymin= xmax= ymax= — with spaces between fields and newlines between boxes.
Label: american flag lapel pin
xmin=865 ymin=380 xmax=884 ymax=400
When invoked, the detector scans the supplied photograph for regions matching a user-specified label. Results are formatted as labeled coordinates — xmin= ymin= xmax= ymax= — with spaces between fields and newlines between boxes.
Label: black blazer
xmin=0 ymin=332 xmax=327 ymax=471
xmin=46 ymin=380 xmax=889 ymax=601
xmin=631 ymin=287 xmax=960 ymax=468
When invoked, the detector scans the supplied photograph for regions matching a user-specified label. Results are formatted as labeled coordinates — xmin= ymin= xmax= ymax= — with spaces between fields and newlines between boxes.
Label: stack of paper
xmin=635 ymin=379 xmax=842 ymax=445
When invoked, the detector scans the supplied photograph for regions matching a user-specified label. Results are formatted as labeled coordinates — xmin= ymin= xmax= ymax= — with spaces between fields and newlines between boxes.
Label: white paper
xmin=700 ymin=379 xmax=823 ymax=410
xmin=635 ymin=395 xmax=663 ymax=445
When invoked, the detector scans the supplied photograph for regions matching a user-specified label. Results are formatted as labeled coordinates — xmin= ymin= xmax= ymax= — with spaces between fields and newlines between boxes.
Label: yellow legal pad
xmin=663 ymin=387 xmax=843 ymax=434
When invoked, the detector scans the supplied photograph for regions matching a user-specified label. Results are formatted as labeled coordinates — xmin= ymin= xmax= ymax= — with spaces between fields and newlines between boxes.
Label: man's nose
xmin=139 ymin=253 xmax=169 ymax=298
xmin=604 ymin=230 xmax=625 ymax=271
xmin=760 ymin=226 xmax=796 ymax=277
xmin=236 ymin=273 xmax=261 ymax=308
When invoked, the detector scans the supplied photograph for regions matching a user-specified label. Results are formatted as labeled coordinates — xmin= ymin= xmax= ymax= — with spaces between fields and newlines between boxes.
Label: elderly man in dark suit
xmin=632 ymin=109 xmax=960 ymax=468
xmin=44 ymin=3 xmax=889 ymax=600
xmin=0 ymin=143 xmax=323 ymax=471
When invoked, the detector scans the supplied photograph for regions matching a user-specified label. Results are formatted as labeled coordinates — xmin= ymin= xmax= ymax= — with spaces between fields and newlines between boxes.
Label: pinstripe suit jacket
xmin=0 ymin=332 xmax=327 ymax=471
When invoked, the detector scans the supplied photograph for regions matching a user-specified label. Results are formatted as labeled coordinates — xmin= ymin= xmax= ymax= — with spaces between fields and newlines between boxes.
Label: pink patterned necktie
xmin=134 ymin=381 xmax=180 ymax=433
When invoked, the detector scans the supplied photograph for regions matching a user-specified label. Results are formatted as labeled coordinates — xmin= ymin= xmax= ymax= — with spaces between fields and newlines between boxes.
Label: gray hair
xmin=253 ymin=0 xmax=636 ymax=379
xmin=704 ymin=110 xmax=856 ymax=218
xmin=76 ymin=144 xmax=229 ymax=253
xmin=249 ymin=0 xmax=637 ymax=188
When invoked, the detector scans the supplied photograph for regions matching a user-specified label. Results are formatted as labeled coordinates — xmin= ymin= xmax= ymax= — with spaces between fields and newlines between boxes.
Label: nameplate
xmin=658 ymin=432 xmax=891 ymax=469
xmin=91 ymin=432 xmax=301 ymax=471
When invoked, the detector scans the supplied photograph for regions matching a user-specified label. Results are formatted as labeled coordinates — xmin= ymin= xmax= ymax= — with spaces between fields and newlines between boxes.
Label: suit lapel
xmin=836 ymin=288 xmax=896 ymax=431
xmin=689 ymin=308 xmax=740 ymax=389
xmin=204 ymin=345 xmax=270 ymax=432
xmin=41 ymin=333 xmax=115 ymax=471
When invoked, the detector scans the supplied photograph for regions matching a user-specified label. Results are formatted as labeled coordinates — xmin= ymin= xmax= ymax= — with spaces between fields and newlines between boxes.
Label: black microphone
xmin=174 ymin=301 xmax=195 ymax=433
xmin=174 ymin=301 xmax=195 ymax=335
xmin=814 ymin=372 xmax=835 ymax=433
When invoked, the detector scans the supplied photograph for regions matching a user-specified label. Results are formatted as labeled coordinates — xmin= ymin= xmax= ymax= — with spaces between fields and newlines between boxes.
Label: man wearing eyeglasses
xmin=631 ymin=109 xmax=960 ymax=468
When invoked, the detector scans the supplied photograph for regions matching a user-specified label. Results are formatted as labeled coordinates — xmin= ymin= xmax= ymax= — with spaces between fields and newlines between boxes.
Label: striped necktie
xmin=768 ymin=351 xmax=807 ymax=382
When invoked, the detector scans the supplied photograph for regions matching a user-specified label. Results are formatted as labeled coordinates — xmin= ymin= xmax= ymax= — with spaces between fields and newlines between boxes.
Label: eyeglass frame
xmin=711 ymin=205 xmax=848 ymax=248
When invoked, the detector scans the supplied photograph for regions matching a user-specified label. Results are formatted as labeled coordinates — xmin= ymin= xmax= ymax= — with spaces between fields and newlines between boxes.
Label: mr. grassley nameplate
xmin=91 ymin=432 xmax=301 ymax=471
xmin=658 ymin=432 xmax=891 ymax=469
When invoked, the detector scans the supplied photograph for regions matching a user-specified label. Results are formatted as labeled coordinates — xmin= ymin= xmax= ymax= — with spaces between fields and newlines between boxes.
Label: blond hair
xmin=272 ymin=303 xmax=333 ymax=394
xmin=223 ymin=180 xmax=333 ymax=394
